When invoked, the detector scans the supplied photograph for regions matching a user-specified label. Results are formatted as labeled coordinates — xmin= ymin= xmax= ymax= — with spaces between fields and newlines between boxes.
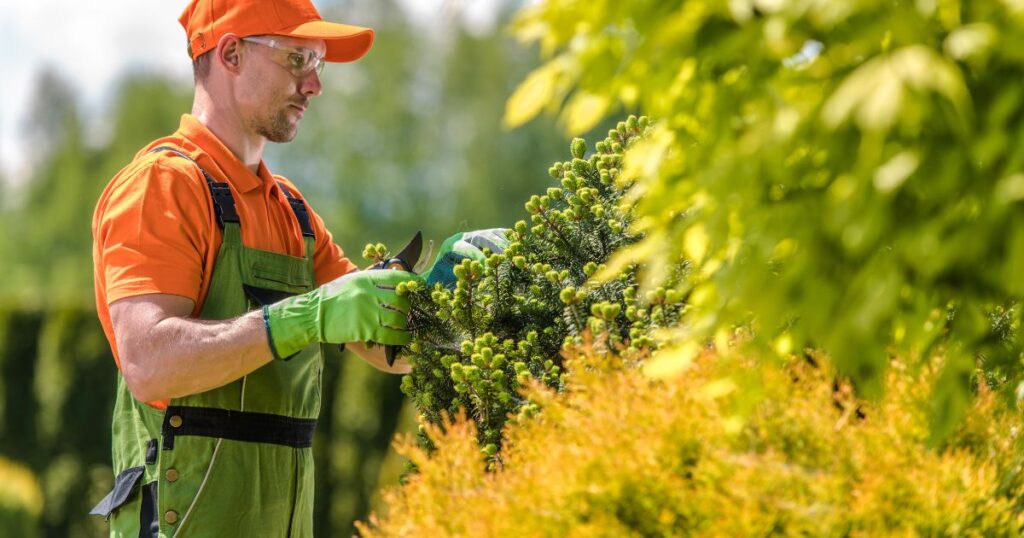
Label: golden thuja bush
xmin=359 ymin=346 xmax=1024 ymax=536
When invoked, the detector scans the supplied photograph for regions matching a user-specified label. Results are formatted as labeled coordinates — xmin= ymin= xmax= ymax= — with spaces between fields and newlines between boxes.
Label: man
xmin=89 ymin=0 xmax=423 ymax=535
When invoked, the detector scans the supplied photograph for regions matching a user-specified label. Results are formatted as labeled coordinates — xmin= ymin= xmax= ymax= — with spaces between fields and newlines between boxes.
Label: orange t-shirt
xmin=92 ymin=114 xmax=357 ymax=406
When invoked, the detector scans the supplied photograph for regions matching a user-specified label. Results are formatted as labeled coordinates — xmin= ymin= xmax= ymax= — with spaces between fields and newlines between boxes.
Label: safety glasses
xmin=242 ymin=36 xmax=325 ymax=77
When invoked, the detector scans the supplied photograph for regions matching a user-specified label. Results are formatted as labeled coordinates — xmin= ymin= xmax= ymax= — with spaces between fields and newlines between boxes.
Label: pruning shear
xmin=376 ymin=231 xmax=423 ymax=366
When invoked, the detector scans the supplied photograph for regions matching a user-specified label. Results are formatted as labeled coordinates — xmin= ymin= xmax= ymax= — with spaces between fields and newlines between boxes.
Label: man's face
xmin=236 ymin=35 xmax=326 ymax=143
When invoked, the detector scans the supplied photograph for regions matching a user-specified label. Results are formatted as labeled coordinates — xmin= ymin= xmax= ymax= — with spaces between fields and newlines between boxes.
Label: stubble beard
xmin=250 ymin=108 xmax=298 ymax=143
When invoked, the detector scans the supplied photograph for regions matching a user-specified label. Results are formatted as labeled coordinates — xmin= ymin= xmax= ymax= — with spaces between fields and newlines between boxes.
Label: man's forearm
xmin=113 ymin=296 xmax=275 ymax=402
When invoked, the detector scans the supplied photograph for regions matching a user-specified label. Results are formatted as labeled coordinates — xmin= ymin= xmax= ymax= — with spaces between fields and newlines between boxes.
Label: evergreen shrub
xmin=363 ymin=116 xmax=684 ymax=459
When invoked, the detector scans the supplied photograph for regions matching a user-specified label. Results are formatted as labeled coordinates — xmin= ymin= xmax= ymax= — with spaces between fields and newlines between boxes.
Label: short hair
xmin=191 ymin=46 xmax=213 ymax=84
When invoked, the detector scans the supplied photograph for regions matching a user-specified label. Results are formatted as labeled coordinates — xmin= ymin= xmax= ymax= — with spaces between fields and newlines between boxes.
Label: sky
xmin=0 ymin=0 xmax=503 ymax=183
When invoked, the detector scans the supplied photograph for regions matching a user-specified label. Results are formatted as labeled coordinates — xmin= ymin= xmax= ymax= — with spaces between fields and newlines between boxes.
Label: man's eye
xmin=288 ymin=53 xmax=306 ymax=69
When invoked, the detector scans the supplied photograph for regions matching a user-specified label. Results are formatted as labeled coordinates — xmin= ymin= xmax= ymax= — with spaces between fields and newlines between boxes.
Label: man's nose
xmin=299 ymin=69 xmax=322 ymax=97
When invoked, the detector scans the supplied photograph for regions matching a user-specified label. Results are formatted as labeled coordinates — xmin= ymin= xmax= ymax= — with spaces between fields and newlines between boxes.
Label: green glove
xmin=424 ymin=228 xmax=510 ymax=289
xmin=263 ymin=269 xmax=421 ymax=360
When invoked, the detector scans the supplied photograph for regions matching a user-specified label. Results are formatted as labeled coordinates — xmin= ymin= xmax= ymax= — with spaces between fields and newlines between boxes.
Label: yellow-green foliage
xmin=359 ymin=346 xmax=1024 ymax=536
xmin=505 ymin=0 xmax=1024 ymax=438
xmin=0 ymin=456 xmax=43 ymax=538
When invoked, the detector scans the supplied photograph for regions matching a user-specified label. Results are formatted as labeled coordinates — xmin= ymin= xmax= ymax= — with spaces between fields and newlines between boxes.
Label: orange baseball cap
xmin=179 ymin=0 xmax=374 ymax=63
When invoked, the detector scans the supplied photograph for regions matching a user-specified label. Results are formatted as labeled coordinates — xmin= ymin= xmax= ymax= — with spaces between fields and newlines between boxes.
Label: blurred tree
xmin=0 ymin=73 xmax=191 ymax=306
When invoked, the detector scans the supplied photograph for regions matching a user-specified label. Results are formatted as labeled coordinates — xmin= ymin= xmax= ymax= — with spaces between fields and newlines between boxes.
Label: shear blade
xmin=393 ymin=231 xmax=423 ymax=270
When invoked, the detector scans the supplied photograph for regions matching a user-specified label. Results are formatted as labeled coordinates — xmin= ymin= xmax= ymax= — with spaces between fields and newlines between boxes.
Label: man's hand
xmin=264 ymin=269 xmax=422 ymax=360
xmin=347 ymin=342 xmax=412 ymax=374
xmin=424 ymin=228 xmax=510 ymax=289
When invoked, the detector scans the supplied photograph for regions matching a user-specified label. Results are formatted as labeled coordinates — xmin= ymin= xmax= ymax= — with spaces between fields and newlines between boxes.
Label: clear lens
xmin=244 ymin=37 xmax=324 ymax=77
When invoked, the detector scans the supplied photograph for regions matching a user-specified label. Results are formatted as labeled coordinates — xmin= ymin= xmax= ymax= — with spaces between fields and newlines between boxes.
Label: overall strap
xmin=148 ymin=145 xmax=240 ymax=228
xmin=277 ymin=181 xmax=315 ymax=239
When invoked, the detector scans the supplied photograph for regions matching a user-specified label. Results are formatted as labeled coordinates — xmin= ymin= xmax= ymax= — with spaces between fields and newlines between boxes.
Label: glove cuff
xmin=264 ymin=292 xmax=320 ymax=361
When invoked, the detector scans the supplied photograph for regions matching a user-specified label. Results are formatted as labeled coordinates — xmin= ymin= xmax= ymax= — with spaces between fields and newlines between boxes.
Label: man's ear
xmin=217 ymin=34 xmax=243 ymax=73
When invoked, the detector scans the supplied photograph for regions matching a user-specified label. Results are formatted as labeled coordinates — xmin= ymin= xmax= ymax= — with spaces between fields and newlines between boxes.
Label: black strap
xmin=161 ymin=406 xmax=317 ymax=450
xmin=89 ymin=466 xmax=144 ymax=519
xmin=147 ymin=147 xmax=316 ymax=240
xmin=148 ymin=145 xmax=240 ymax=228
xmin=144 ymin=439 xmax=158 ymax=465
xmin=139 ymin=481 xmax=159 ymax=538
xmin=277 ymin=181 xmax=315 ymax=238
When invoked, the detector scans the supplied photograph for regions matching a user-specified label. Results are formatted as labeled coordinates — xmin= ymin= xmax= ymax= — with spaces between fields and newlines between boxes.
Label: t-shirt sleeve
xmin=97 ymin=160 xmax=212 ymax=305
xmin=307 ymin=205 xmax=359 ymax=285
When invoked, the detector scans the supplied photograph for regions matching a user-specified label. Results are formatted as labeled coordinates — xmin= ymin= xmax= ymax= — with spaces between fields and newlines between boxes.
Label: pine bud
xmin=603 ymin=304 xmax=621 ymax=319
xmin=361 ymin=243 xmax=376 ymax=261
xmin=572 ymin=158 xmax=590 ymax=178
xmin=570 ymin=138 xmax=587 ymax=159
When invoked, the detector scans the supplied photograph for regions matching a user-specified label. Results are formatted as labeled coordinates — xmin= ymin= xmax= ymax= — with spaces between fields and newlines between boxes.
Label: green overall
xmin=91 ymin=147 xmax=322 ymax=537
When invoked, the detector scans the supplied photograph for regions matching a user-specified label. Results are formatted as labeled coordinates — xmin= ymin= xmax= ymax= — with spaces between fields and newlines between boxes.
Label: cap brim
xmin=281 ymin=20 xmax=374 ymax=63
